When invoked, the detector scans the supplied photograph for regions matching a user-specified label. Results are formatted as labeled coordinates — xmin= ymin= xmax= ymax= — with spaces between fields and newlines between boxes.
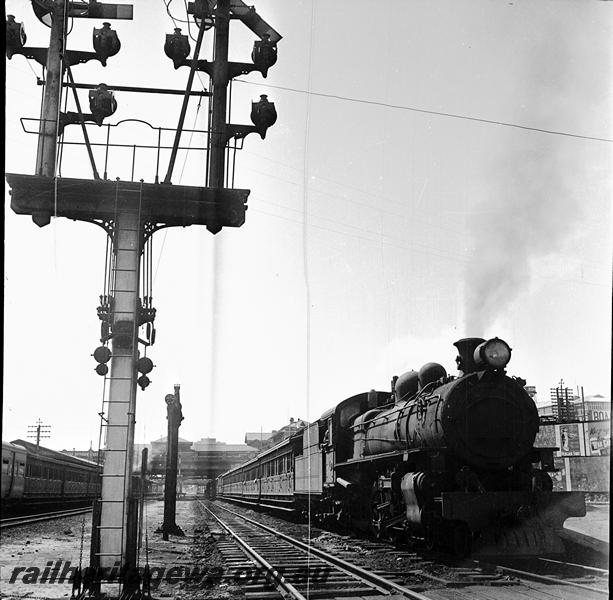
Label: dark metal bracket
xmin=225 ymin=123 xmax=265 ymax=143
xmin=8 ymin=47 xmax=110 ymax=67
xmin=59 ymin=111 xmax=99 ymax=135
xmin=172 ymin=58 xmax=264 ymax=80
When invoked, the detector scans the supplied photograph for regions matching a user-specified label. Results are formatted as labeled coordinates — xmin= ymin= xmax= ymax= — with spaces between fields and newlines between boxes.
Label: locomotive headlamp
xmin=473 ymin=337 xmax=511 ymax=370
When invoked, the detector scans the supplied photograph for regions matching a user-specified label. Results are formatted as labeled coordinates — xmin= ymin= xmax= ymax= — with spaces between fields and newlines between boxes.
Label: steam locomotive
xmin=217 ymin=337 xmax=586 ymax=556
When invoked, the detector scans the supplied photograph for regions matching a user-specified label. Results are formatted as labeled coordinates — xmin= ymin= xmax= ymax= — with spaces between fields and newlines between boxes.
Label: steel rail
xmin=210 ymin=501 xmax=433 ymax=600
xmin=198 ymin=501 xmax=307 ymax=600
xmin=1 ymin=506 xmax=92 ymax=529
xmin=477 ymin=560 xmax=609 ymax=596
xmin=538 ymin=556 xmax=609 ymax=575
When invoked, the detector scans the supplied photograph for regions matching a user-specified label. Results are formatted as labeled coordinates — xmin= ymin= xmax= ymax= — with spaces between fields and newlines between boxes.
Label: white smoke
xmin=464 ymin=14 xmax=609 ymax=334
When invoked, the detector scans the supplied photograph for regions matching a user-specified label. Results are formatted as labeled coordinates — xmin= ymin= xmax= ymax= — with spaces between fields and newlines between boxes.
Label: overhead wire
xmin=238 ymin=163 xmax=466 ymax=238
xmin=234 ymin=79 xmax=612 ymax=144
xmin=249 ymin=204 xmax=470 ymax=265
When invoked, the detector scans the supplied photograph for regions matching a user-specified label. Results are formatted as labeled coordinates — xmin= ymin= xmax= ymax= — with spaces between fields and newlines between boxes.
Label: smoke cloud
xmin=463 ymin=13 xmax=609 ymax=335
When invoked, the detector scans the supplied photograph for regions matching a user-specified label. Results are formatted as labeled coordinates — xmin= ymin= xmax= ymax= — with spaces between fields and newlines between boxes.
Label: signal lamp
xmin=137 ymin=375 xmax=151 ymax=390
xmin=6 ymin=15 xmax=27 ymax=59
xmin=93 ymin=346 xmax=112 ymax=363
xmin=93 ymin=22 xmax=121 ymax=66
xmin=136 ymin=357 xmax=154 ymax=374
xmin=251 ymin=34 xmax=277 ymax=78
xmin=95 ymin=363 xmax=109 ymax=376
xmin=32 ymin=0 xmax=53 ymax=27
xmin=89 ymin=84 xmax=117 ymax=125
xmin=164 ymin=28 xmax=190 ymax=68
xmin=188 ymin=1 xmax=214 ymax=30
xmin=473 ymin=337 xmax=511 ymax=370
xmin=250 ymin=94 xmax=277 ymax=139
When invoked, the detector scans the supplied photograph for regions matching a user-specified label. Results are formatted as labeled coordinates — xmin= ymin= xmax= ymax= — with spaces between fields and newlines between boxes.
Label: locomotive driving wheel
xmin=371 ymin=487 xmax=394 ymax=539
xmin=371 ymin=488 xmax=386 ymax=538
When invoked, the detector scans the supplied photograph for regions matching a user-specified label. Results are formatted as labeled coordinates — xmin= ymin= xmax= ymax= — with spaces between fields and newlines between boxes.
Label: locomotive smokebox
xmin=453 ymin=338 xmax=485 ymax=374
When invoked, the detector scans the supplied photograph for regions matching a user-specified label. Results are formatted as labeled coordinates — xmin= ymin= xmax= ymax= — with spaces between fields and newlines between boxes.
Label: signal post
xmin=6 ymin=1 xmax=280 ymax=596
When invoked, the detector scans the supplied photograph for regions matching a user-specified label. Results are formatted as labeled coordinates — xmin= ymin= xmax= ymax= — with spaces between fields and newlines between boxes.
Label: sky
xmin=3 ymin=0 xmax=612 ymax=451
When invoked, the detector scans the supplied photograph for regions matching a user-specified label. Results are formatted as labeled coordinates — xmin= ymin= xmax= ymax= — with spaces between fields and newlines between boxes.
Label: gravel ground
xmin=0 ymin=513 xmax=92 ymax=599
xmin=208 ymin=499 xmax=609 ymax=590
xmin=143 ymin=499 xmax=244 ymax=599
xmin=208 ymin=500 xmax=445 ymax=591
xmin=3 ymin=499 xmax=604 ymax=599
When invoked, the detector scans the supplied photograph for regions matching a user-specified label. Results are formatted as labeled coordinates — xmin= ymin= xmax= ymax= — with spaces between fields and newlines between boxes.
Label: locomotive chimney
xmin=453 ymin=338 xmax=485 ymax=374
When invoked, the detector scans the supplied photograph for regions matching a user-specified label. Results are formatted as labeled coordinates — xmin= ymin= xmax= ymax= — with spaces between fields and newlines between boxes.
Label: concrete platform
xmin=562 ymin=503 xmax=609 ymax=554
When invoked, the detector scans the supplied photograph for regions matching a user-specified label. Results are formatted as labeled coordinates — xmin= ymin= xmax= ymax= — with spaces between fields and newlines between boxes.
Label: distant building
xmin=60 ymin=443 xmax=103 ymax=464
xmin=269 ymin=418 xmax=309 ymax=445
xmin=150 ymin=436 xmax=193 ymax=457
xmin=538 ymin=393 xmax=610 ymax=423
xmin=245 ymin=418 xmax=309 ymax=451
xmin=190 ymin=437 xmax=258 ymax=477
xmin=244 ymin=431 xmax=275 ymax=451
xmin=524 ymin=385 xmax=537 ymax=401
xmin=576 ymin=395 xmax=610 ymax=422
xmin=146 ymin=436 xmax=258 ymax=479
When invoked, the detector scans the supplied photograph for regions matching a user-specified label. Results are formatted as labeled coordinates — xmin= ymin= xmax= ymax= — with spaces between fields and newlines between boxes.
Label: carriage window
xmin=18 ymin=462 xmax=26 ymax=476
xmin=2 ymin=459 xmax=10 ymax=474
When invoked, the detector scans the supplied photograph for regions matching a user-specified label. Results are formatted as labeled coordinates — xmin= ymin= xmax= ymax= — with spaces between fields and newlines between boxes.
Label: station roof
xmin=11 ymin=439 xmax=100 ymax=467
xmin=150 ymin=436 xmax=193 ymax=445
xmin=192 ymin=437 xmax=258 ymax=453
xmin=245 ymin=432 xmax=274 ymax=442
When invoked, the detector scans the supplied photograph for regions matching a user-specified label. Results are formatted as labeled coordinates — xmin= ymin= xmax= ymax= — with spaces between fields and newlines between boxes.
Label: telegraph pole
xmin=27 ymin=419 xmax=51 ymax=450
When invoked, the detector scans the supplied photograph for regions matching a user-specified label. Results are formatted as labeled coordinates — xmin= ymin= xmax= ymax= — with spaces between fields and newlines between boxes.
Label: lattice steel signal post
xmin=6 ymin=1 xmax=281 ymax=597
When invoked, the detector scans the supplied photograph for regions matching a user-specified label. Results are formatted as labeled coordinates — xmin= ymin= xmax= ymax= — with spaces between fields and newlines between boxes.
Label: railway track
xmin=475 ymin=556 xmax=609 ymax=597
xmin=202 ymin=500 xmax=608 ymax=600
xmin=198 ymin=500 xmax=432 ymax=599
xmin=0 ymin=506 xmax=92 ymax=529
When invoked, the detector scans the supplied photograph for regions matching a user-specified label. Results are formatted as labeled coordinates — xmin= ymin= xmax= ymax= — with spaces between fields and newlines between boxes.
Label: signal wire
xmin=234 ymin=79 xmax=612 ymax=143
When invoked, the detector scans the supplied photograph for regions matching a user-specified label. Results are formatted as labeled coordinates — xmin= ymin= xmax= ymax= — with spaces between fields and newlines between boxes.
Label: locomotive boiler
xmin=217 ymin=336 xmax=586 ymax=557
